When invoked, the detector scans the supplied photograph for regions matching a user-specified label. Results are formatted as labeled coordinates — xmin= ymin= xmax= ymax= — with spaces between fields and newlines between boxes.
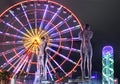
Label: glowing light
xmin=23 ymin=29 xmax=48 ymax=53
xmin=102 ymin=46 xmax=114 ymax=84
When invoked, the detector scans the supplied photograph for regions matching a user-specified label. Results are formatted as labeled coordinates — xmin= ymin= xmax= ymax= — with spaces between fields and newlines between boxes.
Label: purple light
xmin=50 ymin=25 xmax=80 ymax=38
xmin=102 ymin=46 xmax=113 ymax=57
xmin=91 ymin=76 xmax=96 ymax=79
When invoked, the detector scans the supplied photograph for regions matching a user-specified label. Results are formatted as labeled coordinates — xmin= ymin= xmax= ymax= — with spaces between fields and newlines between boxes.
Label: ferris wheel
xmin=0 ymin=0 xmax=83 ymax=82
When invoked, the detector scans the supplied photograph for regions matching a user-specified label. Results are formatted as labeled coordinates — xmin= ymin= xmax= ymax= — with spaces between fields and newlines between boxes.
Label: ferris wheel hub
xmin=23 ymin=29 xmax=47 ymax=53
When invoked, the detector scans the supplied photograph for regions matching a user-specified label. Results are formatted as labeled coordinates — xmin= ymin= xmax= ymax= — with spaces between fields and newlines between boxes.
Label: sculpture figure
xmin=78 ymin=24 xmax=93 ymax=80
xmin=33 ymin=37 xmax=48 ymax=84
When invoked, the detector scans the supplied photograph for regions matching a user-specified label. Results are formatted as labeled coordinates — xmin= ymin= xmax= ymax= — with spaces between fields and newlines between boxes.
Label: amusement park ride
xmin=0 ymin=0 xmax=96 ymax=84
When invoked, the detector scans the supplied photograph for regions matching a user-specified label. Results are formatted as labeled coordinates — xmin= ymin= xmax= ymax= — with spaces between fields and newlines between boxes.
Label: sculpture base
xmin=33 ymin=71 xmax=42 ymax=84
xmin=10 ymin=78 xmax=16 ymax=84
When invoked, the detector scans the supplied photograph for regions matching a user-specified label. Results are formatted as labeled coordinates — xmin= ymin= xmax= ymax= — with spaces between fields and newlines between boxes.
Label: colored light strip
xmin=46 ymin=15 xmax=72 ymax=35
xmin=47 ymin=60 xmax=56 ymax=73
xmin=9 ymin=10 xmax=32 ymax=37
xmin=48 ymin=54 xmax=67 ymax=74
xmin=34 ymin=3 xmax=37 ymax=29
xmin=50 ymin=37 xmax=79 ymax=42
xmin=0 ymin=41 xmax=22 ymax=45
xmin=1 ymin=20 xmax=29 ymax=37
xmin=21 ymin=4 xmax=34 ymax=36
xmin=47 ymin=65 xmax=54 ymax=80
xmin=50 ymin=25 xmax=80 ymax=38
xmin=49 ymin=43 xmax=80 ymax=53
xmin=0 ymin=31 xmax=23 ymax=39
xmin=0 ymin=45 xmax=24 ymax=57
xmin=44 ymin=6 xmax=62 ymax=31
xmin=39 ymin=4 xmax=48 ymax=29
xmin=26 ymin=54 xmax=34 ymax=73
xmin=8 ymin=49 xmax=25 ymax=71
xmin=48 ymin=47 xmax=76 ymax=65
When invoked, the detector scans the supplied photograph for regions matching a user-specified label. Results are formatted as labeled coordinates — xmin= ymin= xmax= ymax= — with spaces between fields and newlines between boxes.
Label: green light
xmin=102 ymin=46 xmax=114 ymax=84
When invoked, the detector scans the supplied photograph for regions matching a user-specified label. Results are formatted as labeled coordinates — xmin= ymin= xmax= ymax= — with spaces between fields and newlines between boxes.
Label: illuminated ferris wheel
xmin=0 ymin=0 xmax=83 ymax=82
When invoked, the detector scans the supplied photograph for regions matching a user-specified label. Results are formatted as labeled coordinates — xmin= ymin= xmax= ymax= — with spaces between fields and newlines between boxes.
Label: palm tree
xmin=0 ymin=69 xmax=10 ymax=84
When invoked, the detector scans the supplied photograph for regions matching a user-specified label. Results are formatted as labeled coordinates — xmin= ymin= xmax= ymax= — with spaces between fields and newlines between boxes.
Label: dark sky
xmin=1 ymin=0 xmax=120 ymax=44
xmin=0 ymin=0 xmax=120 ymax=79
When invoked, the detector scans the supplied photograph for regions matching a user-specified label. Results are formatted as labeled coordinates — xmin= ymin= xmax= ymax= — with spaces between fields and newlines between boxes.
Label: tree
xmin=0 ymin=69 xmax=10 ymax=84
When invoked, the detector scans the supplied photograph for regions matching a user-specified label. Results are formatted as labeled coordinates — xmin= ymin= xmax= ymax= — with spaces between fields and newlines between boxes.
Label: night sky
xmin=0 ymin=0 xmax=120 ymax=80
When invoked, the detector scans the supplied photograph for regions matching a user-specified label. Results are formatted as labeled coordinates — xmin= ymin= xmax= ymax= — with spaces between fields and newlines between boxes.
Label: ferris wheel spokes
xmin=0 ymin=45 xmax=24 ymax=57
xmin=47 ymin=59 xmax=60 ymax=80
xmin=1 ymin=20 xmax=30 ymax=37
xmin=50 ymin=37 xmax=80 ymax=42
xmin=34 ymin=3 xmax=37 ymax=29
xmin=0 ymin=31 xmax=23 ymax=39
xmin=49 ymin=43 xmax=80 ymax=53
xmin=39 ymin=4 xmax=49 ymax=30
xmin=0 ymin=41 xmax=23 ymax=45
xmin=8 ymin=52 xmax=26 ymax=72
xmin=48 ymin=54 xmax=67 ymax=75
xmin=13 ymin=54 xmax=27 ymax=76
xmin=45 ymin=15 xmax=73 ymax=36
xmin=44 ymin=6 xmax=62 ymax=31
xmin=1 ymin=49 xmax=25 ymax=72
xmin=26 ymin=54 xmax=34 ymax=73
xmin=50 ymin=25 xmax=80 ymax=38
xmin=9 ymin=10 xmax=33 ymax=37
xmin=48 ymin=47 xmax=77 ymax=65
xmin=47 ymin=59 xmax=57 ymax=74
xmin=13 ymin=50 xmax=32 ymax=76
xmin=21 ymin=4 xmax=34 ymax=36
xmin=46 ymin=65 xmax=54 ymax=80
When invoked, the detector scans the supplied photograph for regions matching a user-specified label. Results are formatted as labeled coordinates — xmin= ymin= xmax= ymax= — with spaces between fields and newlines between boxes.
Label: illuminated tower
xmin=102 ymin=46 xmax=114 ymax=84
